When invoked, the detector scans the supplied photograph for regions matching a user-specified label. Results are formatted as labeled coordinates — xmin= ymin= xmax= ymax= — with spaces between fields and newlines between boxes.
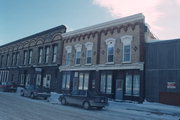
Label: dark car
xmin=0 ymin=82 xmax=17 ymax=92
xmin=20 ymin=85 xmax=50 ymax=99
xmin=59 ymin=90 xmax=108 ymax=110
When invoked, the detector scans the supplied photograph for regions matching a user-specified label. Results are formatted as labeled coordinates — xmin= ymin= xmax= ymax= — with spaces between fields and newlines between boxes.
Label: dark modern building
xmin=0 ymin=25 xmax=66 ymax=92
xmin=145 ymin=39 xmax=180 ymax=106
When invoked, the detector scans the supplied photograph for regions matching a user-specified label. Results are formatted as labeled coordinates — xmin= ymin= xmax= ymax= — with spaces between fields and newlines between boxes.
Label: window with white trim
xmin=105 ymin=38 xmax=116 ymax=63
xmin=65 ymin=46 xmax=72 ymax=65
xmin=52 ymin=45 xmax=58 ymax=63
xmin=74 ymin=44 xmax=82 ymax=65
xmin=121 ymin=35 xmax=133 ymax=63
xmin=85 ymin=42 xmax=93 ymax=64
xmin=45 ymin=46 xmax=50 ymax=64
xmin=28 ymin=50 xmax=33 ymax=64
xmin=23 ymin=51 xmax=27 ymax=65
xmin=38 ymin=48 xmax=43 ymax=64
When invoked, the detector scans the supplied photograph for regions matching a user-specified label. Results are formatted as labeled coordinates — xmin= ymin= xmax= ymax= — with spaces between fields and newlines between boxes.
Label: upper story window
xmin=23 ymin=51 xmax=28 ymax=65
xmin=74 ymin=44 xmax=82 ymax=65
xmin=38 ymin=48 xmax=43 ymax=64
xmin=105 ymin=38 xmax=116 ymax=63
xmin=65 ymin=45 xmax=72 ymax=65
xmin=52 ymin=45 xmax=58 ymax=63
xmin=12 ymin=53 xmax=16 ymax=66
xmin=0 ymin=55 xmax=4 ymax=67
xmin=121 ymin=35 xmax=133 ymax=63
xmin=28 ymin=50 xmax=33 ymax=64
xmin=85 ymin=42 xmax=93 ymax=65
xmin=45 ymin=46 xmax=50 ymax=64
xmin=15 ymin=52 xmax=19 ymax=65
xmin=6 ymin=54 xmax=9 ymax=66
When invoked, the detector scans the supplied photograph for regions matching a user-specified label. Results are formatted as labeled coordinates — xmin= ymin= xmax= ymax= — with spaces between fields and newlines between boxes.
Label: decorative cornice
xmin=62 ymin=13 xmax=144 ymax=39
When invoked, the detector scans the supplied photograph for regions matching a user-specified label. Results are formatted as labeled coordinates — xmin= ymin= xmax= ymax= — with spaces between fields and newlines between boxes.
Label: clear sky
xmin=0 ymin=0 xmax=180 ymax=46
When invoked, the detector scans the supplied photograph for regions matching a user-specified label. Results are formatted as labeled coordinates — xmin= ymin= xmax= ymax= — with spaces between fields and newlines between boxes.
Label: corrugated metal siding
xmin=145 ymin=39 xmax=180 ymax=103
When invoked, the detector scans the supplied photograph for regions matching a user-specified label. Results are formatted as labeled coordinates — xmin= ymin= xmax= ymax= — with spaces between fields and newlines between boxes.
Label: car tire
xmin=61 ymin=98 xmax=67 ymax=105
xmin=83 ymin=101 xmax=90 ymax=110
xmin=30 ymin=93 xmax=35 ymax=99
xmin=97 ymin=107 xmax=103 ymax=110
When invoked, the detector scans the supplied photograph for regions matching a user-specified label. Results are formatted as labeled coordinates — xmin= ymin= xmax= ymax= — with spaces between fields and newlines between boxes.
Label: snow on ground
xmin=47 ymin=92 xmax=62 ymax=104
xmin=108 ymin=101 xmax=180 ymax=120
xmin=1 ymin=92 xmax=180 ymax=120
xmin=47 ymin=92 xmax=180 ymax=120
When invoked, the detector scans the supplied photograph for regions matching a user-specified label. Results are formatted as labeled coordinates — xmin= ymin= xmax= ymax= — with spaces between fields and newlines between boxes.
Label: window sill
xmin=122 ymin=61 xmax=131 ymax=64
xmin=75 ymin=64 xmax=81 ymax=66
xmin=85 ymin=64 xmax=92 ymax=66
xmin=105 ymin=62 xmax=114 ymax=65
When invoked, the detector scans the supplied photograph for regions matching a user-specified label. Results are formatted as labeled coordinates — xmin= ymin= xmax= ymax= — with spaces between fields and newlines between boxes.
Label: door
xmin=115 ymin=79 xmax=123 ymax=100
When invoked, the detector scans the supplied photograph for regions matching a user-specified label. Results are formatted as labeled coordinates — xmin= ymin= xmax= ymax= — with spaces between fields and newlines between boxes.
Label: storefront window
xmin=62 ymin=72 xmax=70 ymax=89
xmin=107 ymin=74 xmax=112 ymax=94
xmin=100 ymin=74 xmax=106 ymax=93
xmin=100 ymin=72 xmax=112 ymax=94
xmin=36 ymin=74 xmax=41 ymax=86
xmin=125 ymin=74 xmax=132 ymax=95
xmin=78 ymin=72 xmax=89 ymax=90
xmin=125 ymin=74 xmax=140 ymax=96
xmin=133 ymin=75 xmax=140 ymax=96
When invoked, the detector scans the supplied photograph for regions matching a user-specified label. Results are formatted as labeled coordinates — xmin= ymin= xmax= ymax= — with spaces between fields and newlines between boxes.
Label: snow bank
xmin=48 ymin=92 xmax=62 ymax=104
xmin=16 ymin=87 xmax=24 ymax=95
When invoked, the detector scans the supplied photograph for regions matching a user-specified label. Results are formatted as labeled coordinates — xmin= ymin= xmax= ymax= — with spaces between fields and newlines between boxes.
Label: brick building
xmin=59 ymin=13 xmax=154 ymax=102
xmin=0 ymin=25 xmax=66 ymax=92
xmin=0 ymin=13 xmax=155 ymax=102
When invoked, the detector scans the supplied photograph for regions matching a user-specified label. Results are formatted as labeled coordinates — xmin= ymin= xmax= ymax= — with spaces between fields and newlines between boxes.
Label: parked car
xmin=0 ymin=82 xmax=17 ymax=92
xmin=20 ymin=85 xmax=50 ymax=100
xmin=59 ymin=90 xmax=108 ymax=110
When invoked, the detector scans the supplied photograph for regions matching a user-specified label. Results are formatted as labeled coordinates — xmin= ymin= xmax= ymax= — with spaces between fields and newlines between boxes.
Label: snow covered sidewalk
xmin=108 ymin=101 xmax=180 ymax=120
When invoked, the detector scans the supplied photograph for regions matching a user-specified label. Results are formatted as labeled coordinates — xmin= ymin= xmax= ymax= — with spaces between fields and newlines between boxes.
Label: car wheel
xmin=83 ymin=101 xmax=90 ymax=110
xmin=61 ymin=98 xmax=67 ymax=105
xmin=30 ymin=93 xmax=35 ymax=99
xmin=97 ymin=107 xmax=103 ymax=110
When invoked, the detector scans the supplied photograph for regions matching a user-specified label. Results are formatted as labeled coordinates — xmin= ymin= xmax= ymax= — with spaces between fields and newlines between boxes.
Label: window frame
xmin=52 ymin=45 xmax=58 ymax=63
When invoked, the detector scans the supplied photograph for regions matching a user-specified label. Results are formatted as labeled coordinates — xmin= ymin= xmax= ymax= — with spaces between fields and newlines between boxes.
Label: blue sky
xmin=0 ymin=0 xmax=180 ymax=45
xmin=0 ymin=0 xmax=112 ymax=45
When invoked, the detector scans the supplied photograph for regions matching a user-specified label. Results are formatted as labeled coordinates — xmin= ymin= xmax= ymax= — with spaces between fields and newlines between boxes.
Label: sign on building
xmin=167 ymin=82 xmax=176 ymax=89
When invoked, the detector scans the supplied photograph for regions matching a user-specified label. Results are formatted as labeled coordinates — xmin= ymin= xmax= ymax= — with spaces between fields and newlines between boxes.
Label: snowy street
xmin=0 ymin=92 xmax=180 ymax=120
